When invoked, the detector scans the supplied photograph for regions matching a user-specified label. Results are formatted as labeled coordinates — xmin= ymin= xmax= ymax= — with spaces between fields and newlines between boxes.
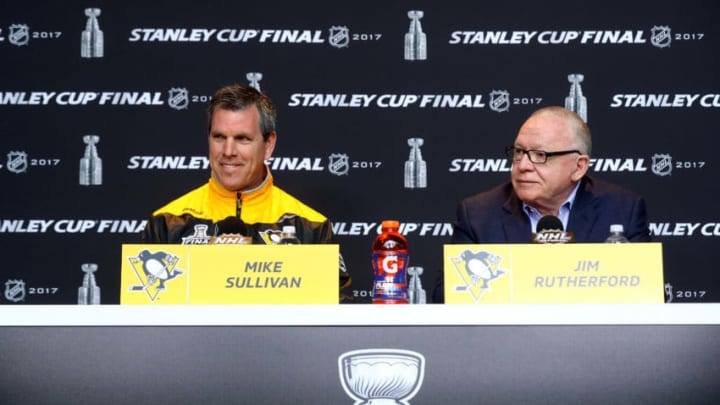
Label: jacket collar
xmin=500 ymin=177 xmax=596 ymax=242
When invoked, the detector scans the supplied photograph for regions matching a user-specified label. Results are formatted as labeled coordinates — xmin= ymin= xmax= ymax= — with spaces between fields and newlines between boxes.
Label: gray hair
xmin=528 ymin=106 xmax=592 ymax=156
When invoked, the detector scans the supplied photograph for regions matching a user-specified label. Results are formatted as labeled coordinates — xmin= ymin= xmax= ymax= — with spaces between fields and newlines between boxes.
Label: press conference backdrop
xmin=1 ymin=0 xmax=718 ymax=304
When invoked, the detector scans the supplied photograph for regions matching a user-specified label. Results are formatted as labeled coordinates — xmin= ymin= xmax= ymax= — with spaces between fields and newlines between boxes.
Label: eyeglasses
xmin=505 ymin=146 xmax=581 ymax=164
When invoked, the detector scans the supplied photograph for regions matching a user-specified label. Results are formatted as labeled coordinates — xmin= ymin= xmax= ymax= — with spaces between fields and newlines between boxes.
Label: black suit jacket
xmin=452 ymin=176 xmax=650 ymax=244
xmin=434 ymin=176 xmax=651 ymax=302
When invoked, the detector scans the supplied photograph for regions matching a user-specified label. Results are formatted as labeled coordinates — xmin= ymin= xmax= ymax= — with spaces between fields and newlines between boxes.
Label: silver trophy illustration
xmin=247 ymin=72 xmax=263 ymax=91
xmin=81 ymin=8 xmax=104 ymax=58
xmin=79 ymin=135 xmax=102 ymax=186
xmin=78 ymin=263 xmax=101 ymax=305
xmin=565 ymin=73 xmax=587 ymax=123
xmin=404 ymin=138 xmax=427 ymax=189
xmin=181 ymin=224 xmax=212 ymax=244
xmin=408 ymin=266 xmax=426 ymax=304
xmin=339 ymin=349 xmax=425 ymax=405
xmin=404 ymin=10 xmax=427 ymax=61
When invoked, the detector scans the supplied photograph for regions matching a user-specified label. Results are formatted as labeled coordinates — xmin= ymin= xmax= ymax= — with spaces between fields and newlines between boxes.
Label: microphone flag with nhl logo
xmin=532 ymin=215 xmax=575 ymax=243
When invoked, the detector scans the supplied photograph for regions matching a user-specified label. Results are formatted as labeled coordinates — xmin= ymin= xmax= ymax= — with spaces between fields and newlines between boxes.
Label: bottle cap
xmin=381 ymin=220 xmax=400 ymax=229
xmin=610 ymin=224 xmax=624 ymax=233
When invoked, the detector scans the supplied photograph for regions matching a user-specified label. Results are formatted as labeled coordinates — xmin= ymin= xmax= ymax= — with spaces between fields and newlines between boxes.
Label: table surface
xmin=2 ymin=303 xmax=719 ymax=326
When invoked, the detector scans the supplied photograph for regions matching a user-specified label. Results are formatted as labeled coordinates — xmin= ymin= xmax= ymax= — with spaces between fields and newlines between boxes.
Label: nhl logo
xmin=167 ymin=87 xmax=189 ymax=110
xmin=328 ymin=26 xmax=349 ymax=49
xmin=489 ymin=90 xmax=510 ymax=113
xmin=4 ymin=279 xmax=26 ymax=303
xmin=9 ymin=24 xmax=29 ymax=46
xmin=6 ymin=151 xmax=28 ymax=174
xmin=651 ymin=153 xmax=672 ymax=176
xmin=328 ymin=153 xmax=349 ymax=176
xmin=650 ymin=26 xmax=672 ymax=49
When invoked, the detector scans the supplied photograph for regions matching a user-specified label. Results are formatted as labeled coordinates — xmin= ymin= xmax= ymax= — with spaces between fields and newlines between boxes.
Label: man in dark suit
xmin=435 ymin=106 xmax=650 ymax=302
xmin=452 ymin=177 xmax=649 ymax=244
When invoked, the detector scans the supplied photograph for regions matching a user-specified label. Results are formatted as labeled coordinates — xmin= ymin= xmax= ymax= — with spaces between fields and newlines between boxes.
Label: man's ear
xmin=572 ymin=155 xmax=590 ymax=181
xmin=264 ymin=131 xmax=277 ymax=160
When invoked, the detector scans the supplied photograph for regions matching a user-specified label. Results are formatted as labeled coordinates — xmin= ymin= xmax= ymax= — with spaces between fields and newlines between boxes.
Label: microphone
xmin=211 ymin=217 xmax=253 ymax=244
xmin=532 ymin=215 xmax=575 ymax=243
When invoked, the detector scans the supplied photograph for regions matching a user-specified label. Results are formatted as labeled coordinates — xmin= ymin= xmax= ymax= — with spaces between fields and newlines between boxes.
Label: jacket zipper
xmin=236 ymin=193 xmax=242 ymax=218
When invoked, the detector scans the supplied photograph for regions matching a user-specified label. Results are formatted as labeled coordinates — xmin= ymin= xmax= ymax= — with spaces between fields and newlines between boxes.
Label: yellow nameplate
xmin=444 ymin=243 xmax=664 ymax=304
xmin=120 ymin=244 xmax=339 ymax=304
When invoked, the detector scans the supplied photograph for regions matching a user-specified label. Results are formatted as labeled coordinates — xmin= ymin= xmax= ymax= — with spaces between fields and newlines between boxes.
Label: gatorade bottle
xmin=372 ymin=220 xmax=409 ymax=304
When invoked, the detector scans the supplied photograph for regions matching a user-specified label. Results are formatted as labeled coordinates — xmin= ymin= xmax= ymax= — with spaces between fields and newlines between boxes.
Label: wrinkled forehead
xmin=514 ymin=114 xmax=575 ymax=149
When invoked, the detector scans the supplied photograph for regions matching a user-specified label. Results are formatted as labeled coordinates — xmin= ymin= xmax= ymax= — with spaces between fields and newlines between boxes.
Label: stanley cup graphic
xmin=565 ymin=74 xmax=587 ymax=123
xmin=404 ymin=138 xmax=427 ymax=189
xmin=79 ymin=135 xmax=102 ymax=186
xmin=78 ymin=263 xmax=101 ymax=305
xmin=247 ymin=72 xmax=263 ymax=91
xmin=404 ymin=10 xmax=427 ymax=61
xmin=408 ymin=267 xmax=427 ymax=304
xmin=339 ymin=349 xmax=425 ymax=404
xmin=81 ymin=8 xmax=104 ymax=58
